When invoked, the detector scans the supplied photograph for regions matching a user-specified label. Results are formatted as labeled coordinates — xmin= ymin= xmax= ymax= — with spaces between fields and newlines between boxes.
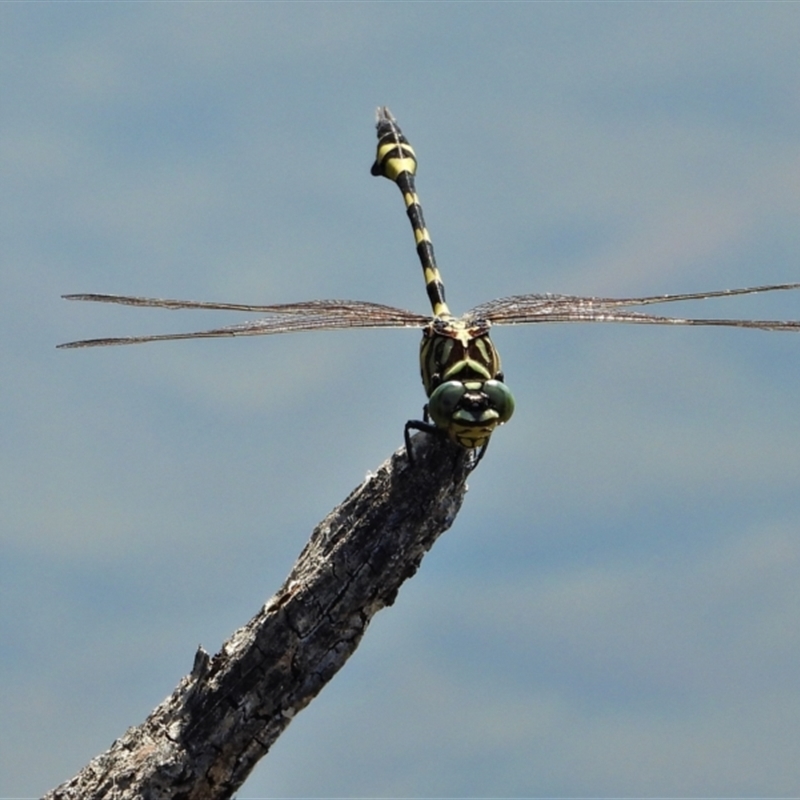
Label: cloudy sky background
xmin=3 ymin=3 xmax=800 ymax=797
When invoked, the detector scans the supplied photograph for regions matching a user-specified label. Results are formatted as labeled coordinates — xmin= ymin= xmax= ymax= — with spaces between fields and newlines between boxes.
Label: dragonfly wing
xmin=469 ymin=283 xmax=800 ymax=330
xmin=580 ymin=310 xmax=800 ymax=331
xmin=62 ymin=293 xmax=428 ymax=317
xmin=468 ymin=302 xmax=800 ymax=332
xmin=588 ymin=282 xmax=800 ymax=308
xmin=62 ymin=294 xmax=272 ymax=311
xmin=59 ymin=300 xmax=429 ymax=349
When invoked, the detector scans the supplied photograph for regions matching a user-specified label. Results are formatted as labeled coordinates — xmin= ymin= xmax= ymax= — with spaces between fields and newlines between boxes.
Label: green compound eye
xmin=483 ymin=379 xmax=515 ymax=423
xmin=427 ymin=379 xmax=516 ymax=431
xmin=428 ymin=381 xmax=468 ymax=429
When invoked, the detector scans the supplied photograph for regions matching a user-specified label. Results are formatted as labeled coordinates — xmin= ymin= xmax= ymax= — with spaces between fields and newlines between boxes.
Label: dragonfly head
xmin=427 ymin=379 xmax=515 ymax=449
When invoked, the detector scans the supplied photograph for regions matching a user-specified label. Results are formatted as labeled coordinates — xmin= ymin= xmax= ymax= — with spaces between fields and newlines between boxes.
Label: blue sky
xmin=3 ymin=3 xmax=800 ymax=797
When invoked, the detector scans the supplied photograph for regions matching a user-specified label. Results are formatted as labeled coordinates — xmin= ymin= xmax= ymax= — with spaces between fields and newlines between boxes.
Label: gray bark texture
xmin=42 ymin=434 xmax=475 ymax=800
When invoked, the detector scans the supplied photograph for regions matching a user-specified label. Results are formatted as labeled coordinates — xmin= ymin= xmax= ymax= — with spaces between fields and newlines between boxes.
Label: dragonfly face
xmin=427 ymin=379 xmax=515 ymax=449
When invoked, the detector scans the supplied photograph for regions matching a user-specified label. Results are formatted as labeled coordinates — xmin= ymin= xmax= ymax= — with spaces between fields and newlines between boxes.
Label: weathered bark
xmin=42 ymin=434 xmax=475 ymax=800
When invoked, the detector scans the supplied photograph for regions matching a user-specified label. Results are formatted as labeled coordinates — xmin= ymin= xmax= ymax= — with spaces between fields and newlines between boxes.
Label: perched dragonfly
xmin=61 ymin=107 xmax=800 ymax=460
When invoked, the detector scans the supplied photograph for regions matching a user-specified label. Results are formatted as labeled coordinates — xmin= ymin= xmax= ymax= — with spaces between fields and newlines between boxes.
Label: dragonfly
xmin=61 ymin=107 xmax=800 ymax=461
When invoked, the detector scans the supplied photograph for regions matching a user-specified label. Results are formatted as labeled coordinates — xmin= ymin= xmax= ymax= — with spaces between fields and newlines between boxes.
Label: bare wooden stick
xmin=42 ymin=434 xmax=475 ymax=800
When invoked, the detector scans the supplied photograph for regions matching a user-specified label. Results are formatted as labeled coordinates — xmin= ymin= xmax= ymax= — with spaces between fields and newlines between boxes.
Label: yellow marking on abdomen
xmin=415 ymin=227 xmax=432 ymax=245
xmin=376 ymin=141 xmax=417 ymax=162
xmin=424 ymin=266 xmax=441 ymax=285
xmin=382 ymin=157 xmax=417 ymax=182
xmin=431 ymin=300 xmax=451 ymax=319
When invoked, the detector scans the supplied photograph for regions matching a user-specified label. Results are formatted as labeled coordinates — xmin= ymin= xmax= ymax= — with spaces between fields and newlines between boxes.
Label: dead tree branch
xmin=43 ymin=434 xmax=475 ymax=800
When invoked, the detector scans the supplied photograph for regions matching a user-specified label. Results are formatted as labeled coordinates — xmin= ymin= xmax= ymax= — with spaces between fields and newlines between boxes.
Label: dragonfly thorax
xmin=420 ymin=317 xmax=500 ymax=394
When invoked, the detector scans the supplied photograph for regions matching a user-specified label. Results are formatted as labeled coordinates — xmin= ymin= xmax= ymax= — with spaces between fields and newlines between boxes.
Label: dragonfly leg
xmin=472 ymin=440 xmax=490 ymax=466
xmin=404 ymin=419 xmax=442 ymax=465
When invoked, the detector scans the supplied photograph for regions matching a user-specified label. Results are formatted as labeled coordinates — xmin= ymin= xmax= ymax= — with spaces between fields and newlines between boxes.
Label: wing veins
xmin=58 ymin=304 xmax=429 ymax=349
xmin=469 ymin=282 xmax=800 ymax=325
xmin=476 ymin=307 xmax=800 ymax=331
xmin=62 ymin=293 xmax=423 ymax=317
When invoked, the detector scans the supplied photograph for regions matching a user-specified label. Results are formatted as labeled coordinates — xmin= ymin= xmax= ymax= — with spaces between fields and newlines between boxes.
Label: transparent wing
xmin=59 ymin=294 xmax=429 ymax=349
xmin=468 ymin=283 xmax=800 ymax=331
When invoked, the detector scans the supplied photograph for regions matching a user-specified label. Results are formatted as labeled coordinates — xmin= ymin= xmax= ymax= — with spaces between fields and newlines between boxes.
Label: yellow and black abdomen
xmin=371 ymin=109 xmax=450 ymax=320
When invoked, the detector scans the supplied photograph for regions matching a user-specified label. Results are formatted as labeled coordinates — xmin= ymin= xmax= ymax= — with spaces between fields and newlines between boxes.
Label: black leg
xmin=404 ymin=419 xmax=441 ymax=465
